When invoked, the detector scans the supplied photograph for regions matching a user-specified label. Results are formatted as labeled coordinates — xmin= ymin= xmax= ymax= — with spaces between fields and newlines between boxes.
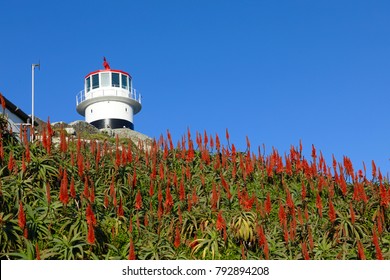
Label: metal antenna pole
xmin=31 ymin=63 xmax=40 ymax=133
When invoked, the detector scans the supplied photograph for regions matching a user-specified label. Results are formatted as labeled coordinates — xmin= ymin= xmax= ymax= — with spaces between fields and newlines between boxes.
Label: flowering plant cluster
xmin=0 ymin=117 xmax=389 ymax=259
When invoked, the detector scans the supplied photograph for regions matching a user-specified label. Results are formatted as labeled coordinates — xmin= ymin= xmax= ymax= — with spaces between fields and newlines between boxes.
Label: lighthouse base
xmin=90 ymin=119 xmax=134 ymax=130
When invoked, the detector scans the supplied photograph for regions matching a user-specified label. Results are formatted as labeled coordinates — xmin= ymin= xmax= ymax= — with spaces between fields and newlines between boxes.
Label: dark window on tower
xmin=112 ymin=73 xmax=119 ymax=87
xmin=92 ymin=74 xmax=99 ymax=89
xmin=86 ymin=77 xmax=91 ymax=92
xmin=122 ymin=74 xmax=128 ymax=89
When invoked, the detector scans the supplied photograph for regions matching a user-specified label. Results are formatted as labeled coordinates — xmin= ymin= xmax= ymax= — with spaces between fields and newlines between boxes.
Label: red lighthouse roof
xmin=84 ymin=58 xmax=132 ymax=79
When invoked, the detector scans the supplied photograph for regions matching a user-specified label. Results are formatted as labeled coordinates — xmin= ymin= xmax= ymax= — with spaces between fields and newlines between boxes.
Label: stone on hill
xmin=68 ymin=120 xmax=100 ymax=135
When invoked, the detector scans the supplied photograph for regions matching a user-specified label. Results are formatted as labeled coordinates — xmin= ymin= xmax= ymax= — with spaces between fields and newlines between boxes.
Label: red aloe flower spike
xmin=301 ymin=182 xmax=307 ymax=201
xmin=7 ymin=151 xmax=15 ymax=173
xmin=357 ymin=240 xmax=366 ymax=260
xmin=379 ymin=182 xmax=388 ymax=207
xmin=87 ymin=222 xmax=95 ymax=245
xmin=135 ymin=190 xmax=142 ymax=210
xmin=328 ymin=198 xmax=336 ymax=223
xmin=86 ymin=204 xmax=96 ymax=226
xmin=263 ymin=240 xmax=269 ymax=260
xmin=246 ymin=135 xmax=250 ymax=150
xmin=83 ymin=177 xmax=89 ymax=200
xmin=297 ymin=207 xmax=304 ymax=225
xmin=286 ymin=188 xmax=294 ymax=209
xmin=18 ymin=201 xmax=26 ymax=230
xmin=372 ymin=226 xmax=383 ymax=260
xmin=21 ymin=154 xmax=26 ymax=173
xmin=215 ymin=133 xmax=220 ymax=151
xmin=128 ymin=239 xmax=136 ymax=260
xmin=164 ymin=186 xmax=173 ymax=213
xmin=216 ymin=211 xmax=226 ymax=231
xmin=278 ymin=202 xmax=286 ymax=226
xmin=311 ymin=144 xmax=317 ymax=160
xmin=35 ymin=243 xmax=41 ymax=260
xmin=149 ymin=180 xmax=154 ymax=197
xmin=301 ymin=242 xmax=310 ymax=260
xmin=283 ymin=222 xmax=289 ymax=243
xmin=179 ymin=179 xmax=186 ymax=201
xmin=372 ymin=160 xmax=377 ymax=179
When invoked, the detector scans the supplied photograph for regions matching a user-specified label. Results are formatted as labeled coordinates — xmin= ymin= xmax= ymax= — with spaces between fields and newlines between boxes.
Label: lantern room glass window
xmin=86 ymin=76 xmax=91 ymax=92
xmin=92 ymin=74 xmax=99 ymax=89
xmin=121 ymin=74 xmax=128 ymax=90
xmin=101 ymin=72 xmax=110 ymax=87
xmin=112 ymin=73 xmax=120 ymax=87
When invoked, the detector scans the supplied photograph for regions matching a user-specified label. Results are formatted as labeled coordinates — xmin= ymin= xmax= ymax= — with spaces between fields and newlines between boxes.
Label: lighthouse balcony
xmin=76 ymin=87 xmax=142 ymax=116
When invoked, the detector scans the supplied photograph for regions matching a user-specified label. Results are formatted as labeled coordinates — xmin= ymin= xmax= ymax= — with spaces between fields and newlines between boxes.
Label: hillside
xmin=0 ymin=116 xmax=389 ymax=260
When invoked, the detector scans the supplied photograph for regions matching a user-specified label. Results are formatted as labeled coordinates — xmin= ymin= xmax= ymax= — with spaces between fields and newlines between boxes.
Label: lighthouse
xmin=76 ymin=58 xmax=142 ymax=130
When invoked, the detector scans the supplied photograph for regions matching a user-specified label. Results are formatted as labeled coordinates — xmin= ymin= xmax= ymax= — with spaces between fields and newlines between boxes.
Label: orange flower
xmin=328 ymin=198 xmax=336 ymax=223
xmin=372 ymin=226 xmax=383 ymax=260
xmin=86 ymin=204 xmax=96 ymax=226
xmin=301 ymin=242 xmax=310 ymax=260
xmin=216 ymin=211 xmax=226 ymax=231
xmin=179 ymin=179 xmax=186 ymax=201
xmin=278 ymin=203 xmax=286 ymax=226
xmin=135 ymin=190 xmax=142 ymax=210
xmin=7 ymin=151 xmax=15 ymax=173
xmin=164 ymin=186 xmax=173 ymax=213
xmin=87 ymin=222 xmax=95 ymax=245
xmin=357 ymin=240 xmax=365 ymax=260
xmin=35 ymin=243 xmax=41 ymax=260
xmin=18 ymin=201 xmax=26 ymax=229
xmin=128 ymin=239 xmax=136 ymax=260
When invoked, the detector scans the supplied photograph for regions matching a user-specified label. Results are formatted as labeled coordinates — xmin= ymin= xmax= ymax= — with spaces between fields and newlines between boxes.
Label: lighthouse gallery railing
xmin=76 ymin=88 xmax=142 ymax=106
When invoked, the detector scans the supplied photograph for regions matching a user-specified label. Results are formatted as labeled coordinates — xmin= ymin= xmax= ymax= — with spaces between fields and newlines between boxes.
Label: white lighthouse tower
xmin=76 ymin=58 xmax=142 ymax=130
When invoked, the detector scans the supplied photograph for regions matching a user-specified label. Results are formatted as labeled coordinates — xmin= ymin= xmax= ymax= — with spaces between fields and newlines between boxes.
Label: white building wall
xmin=85 ymin=101 xmax=133 ymax=123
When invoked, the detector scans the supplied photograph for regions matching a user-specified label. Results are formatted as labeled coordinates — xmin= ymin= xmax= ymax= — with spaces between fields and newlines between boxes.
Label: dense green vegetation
xmin=0 ymin=115 xmax=389 ymax=259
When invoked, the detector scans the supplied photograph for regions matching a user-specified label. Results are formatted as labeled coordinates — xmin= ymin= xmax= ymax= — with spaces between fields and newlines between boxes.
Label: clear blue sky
xmin=1 ymin=0 xmax=389 ymax=177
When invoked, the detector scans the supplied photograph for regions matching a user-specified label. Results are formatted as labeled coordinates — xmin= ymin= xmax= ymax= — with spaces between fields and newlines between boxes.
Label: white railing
xmin=76 ymin=88 xmax=142 ymax=106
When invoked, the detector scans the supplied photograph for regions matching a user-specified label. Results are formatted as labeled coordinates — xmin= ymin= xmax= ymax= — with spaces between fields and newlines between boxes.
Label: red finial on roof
xmin=103 ymin=57 xmax=110 ymax=70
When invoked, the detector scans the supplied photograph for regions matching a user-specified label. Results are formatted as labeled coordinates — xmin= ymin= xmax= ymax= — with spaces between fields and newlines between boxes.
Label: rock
xmin=69 ymin=120 xmax=100 ymax=135
xmin=52 ymin=121 xmax=70 ymax=129
xmin=65 ymin=127 xmax=76 ymax=135
xmin=112 ymin=128 xmax=151 ymax=141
